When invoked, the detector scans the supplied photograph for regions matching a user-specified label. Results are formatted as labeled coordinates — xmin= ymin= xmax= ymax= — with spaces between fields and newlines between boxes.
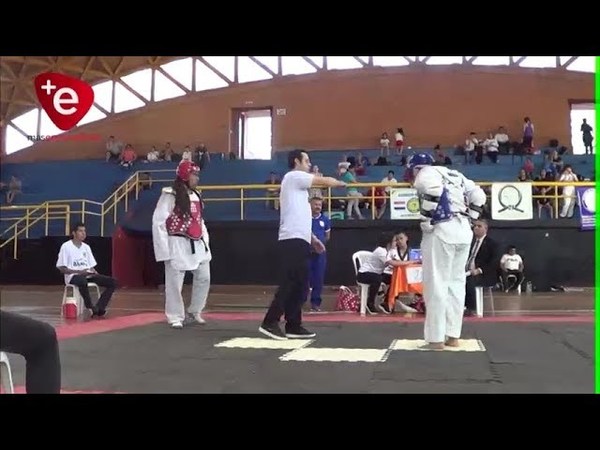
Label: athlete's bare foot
xmin=420 ymin=342 xmax=445 ymax=350
xmin=445 ymin=337 xmax=460 ymax=347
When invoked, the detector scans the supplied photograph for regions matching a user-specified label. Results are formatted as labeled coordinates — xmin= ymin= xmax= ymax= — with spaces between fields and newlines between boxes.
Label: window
xmin=281 ymin=57 xmax=317 ymax=76
xmin=92 ymin=80 xmax=114 ymax=112
xmin=120 ymin=68 xmax=152 ymax=101
xmin=113 ymin=82 xmax=145 ymax=113
xmin=203 ymin=56 xmax=235 ymax=81
xmin=237 ymin=57 xmax=273 ymax=83
xmin=161 ymin=58 xmax=193 ymax=90
xmin=195 ymin=59 xmax=229 ymax=91
xmin=5 ymin=124 xmax=34 ymax=155
xmin=154 ymin=70 xmax=186 ymax=101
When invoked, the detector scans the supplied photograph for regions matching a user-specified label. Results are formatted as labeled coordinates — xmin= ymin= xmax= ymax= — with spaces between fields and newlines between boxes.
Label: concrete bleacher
xmin=1 ymin=149 xmax=594 ymax=238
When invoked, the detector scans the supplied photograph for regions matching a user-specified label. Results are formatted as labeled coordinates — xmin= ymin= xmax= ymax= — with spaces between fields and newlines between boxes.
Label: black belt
xmin=175 ymin=235 xmax=207 ymax=254
xmin=421 ymin=210 xmax=469 ymax=219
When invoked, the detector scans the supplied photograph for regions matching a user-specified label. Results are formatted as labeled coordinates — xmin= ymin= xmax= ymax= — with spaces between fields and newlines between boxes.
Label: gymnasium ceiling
xmin=0 ymin=56 xmax=182 ymax=124
xmin=0 ymin=56 xmax=594 ymax=126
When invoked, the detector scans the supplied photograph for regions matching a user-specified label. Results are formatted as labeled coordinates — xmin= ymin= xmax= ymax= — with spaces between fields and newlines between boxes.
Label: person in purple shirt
xmin=307 ymin=197 xmax=331 ymax=311
xmin=522 ymin=117 xmax=534 ymax=151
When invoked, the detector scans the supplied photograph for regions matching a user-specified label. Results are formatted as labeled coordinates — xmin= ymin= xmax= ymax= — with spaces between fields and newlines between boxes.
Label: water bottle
xmin=525 ymin=281 xmax=533 ymax=294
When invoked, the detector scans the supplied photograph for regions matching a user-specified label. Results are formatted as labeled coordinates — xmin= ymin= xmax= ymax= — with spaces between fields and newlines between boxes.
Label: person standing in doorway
xmin=152 ymin=160 xmax=212 ymax=329
xmin=259 ymin=150 xmax=346 ymax=340
xmin=581 ymin=119 xmax=593 ymax=154
xmin=307 ymin=197 xmax=331 ymax=312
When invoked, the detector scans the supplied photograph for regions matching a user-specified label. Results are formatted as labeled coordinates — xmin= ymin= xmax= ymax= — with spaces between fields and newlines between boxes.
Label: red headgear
xmin=176 ymin=160 xmax=200 ymax=182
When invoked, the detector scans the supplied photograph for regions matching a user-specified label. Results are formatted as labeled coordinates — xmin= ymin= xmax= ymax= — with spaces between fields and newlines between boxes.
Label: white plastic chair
xmin=62 ymin=283 xmax=101 ymax=317
xmin=0 ymin=351 xmax=14 ymax=394
xmin=475 ymin=286 xmax=495 ymax=317
xmin=352 ymin=251 xmax=373 ymax=316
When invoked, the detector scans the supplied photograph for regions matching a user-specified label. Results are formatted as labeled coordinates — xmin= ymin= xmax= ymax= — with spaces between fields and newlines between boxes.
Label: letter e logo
xmin=34 ymin=72 xmax=94 ymax=131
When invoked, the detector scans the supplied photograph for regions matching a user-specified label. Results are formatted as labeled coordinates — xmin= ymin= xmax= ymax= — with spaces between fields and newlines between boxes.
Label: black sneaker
xmin=258 ymin=323 xmax=288 ymax=340
xmin=285 ymin=325 xmax=316 ymax=339
xmin=365 ymin=304 xmax=378 ymax=315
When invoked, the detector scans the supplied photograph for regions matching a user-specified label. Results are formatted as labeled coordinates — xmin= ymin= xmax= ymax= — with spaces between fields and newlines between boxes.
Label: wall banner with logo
xmin=491 ymin=182 xmax=533 ymax=221
xmin=390 ymin=188 xmax=421 ymax=220
xmin=576 ymin=186 xmax=595 ymax=230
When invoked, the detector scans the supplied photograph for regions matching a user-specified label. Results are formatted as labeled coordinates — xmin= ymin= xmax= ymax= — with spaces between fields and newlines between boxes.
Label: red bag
xmin=335 ymin=285 xmax=360 ymax=312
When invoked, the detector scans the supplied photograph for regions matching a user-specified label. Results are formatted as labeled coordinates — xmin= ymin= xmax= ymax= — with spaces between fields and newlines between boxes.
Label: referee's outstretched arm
xmin=311 ymin=176 xmax=346 ymax=188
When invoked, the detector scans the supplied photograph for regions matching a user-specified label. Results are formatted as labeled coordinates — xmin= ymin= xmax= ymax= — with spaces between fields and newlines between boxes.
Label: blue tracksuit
xmin=308 ymin=213 xmax=331 ymax=308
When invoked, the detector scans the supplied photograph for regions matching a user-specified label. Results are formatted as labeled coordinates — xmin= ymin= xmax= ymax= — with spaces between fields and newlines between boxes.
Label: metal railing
xmin=0 ymin=171 xmax=593 ymax=259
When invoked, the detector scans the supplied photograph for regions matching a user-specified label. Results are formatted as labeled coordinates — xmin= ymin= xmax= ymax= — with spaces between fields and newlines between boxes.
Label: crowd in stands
xmin=105 ymin=136 xmax=213 ymax=171
xmin=261 ymin=116 xmax=594 ymax=221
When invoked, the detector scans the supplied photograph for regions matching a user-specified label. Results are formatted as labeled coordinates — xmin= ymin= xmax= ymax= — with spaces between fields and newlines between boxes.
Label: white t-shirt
xmin=278 ymin=170 xmax=314 ymax=244
xmin=56 ymin=240 xmax=97 ymax=284
xmin=359 ymin=247 xmax=388 ymax=275
xmin=500 ymin=253 xmax=522 ymax=271
xmin=383 ymin=248 xmax=399 ymax=275
xmin=380 ymin=176 xmax=398 ymax=194
xmin=494 ymin=133 xmax=509 ymax=144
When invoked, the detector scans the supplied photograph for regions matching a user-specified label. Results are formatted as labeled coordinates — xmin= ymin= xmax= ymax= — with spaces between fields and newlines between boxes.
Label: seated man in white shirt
xmin=56 ymin=222 xmax=118 ymax=317
xmin=494 ymin=126 xmax=511 ymax=154
xmin=356 ymin=232 xmax=406 ymax=314
xmin=500 ymin=245 xmax=524 ymax=292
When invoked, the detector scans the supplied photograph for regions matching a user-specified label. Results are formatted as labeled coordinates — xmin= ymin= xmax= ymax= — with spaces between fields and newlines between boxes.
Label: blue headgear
xmin=407 ymin=153 xmax=435 ymax=169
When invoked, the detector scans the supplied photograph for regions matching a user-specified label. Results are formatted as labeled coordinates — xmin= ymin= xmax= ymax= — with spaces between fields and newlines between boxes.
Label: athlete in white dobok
xmin=408 ymin=153 xmax=487 ymax=349
xmin=152 ymin=160 xmax=212 ymax=329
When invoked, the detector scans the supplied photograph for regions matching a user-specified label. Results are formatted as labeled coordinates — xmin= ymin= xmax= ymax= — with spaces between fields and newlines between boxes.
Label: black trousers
xmin=356 ymin=271 xmax=382 ymax=308
xmin=465 ymin=276 xmax=477 ymax=311
xmin=502 ymin=270 xmax=524 ymax=290
xmin=70 ymin=274 xmax=117 ymax=312
xmin=0 ymin=310 xmax=61 ymax=393
xmin=263 ymin=239 xmax=311 ymax=328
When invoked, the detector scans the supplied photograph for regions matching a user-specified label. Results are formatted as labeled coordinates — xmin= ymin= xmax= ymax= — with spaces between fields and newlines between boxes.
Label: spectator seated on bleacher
xmin=105 ymin=135 xmax=123 ymax=162
xmin=533 ymin=169 xmax=555 ymax=219
xmin=120 ymin=144 xmax=137 ymax=169
xmin=161 ymin=142 xmax=175 ymax=162
xmin=494 ymin=127 xmax=511 ymax=155
xmin=181 ymin=146 xmax=193 ymax=161
xmin=147 ymin=146 xmax=160 ymax=162
xmin=433 ymin=145 xmax=452 ymax=166
xmin=194 ymin=143 xmax=211 ymax=169
xmin=523 ymin=157 xmax=534 ymax=176
xmin=1 ymin=176 xmax=22 ymax=205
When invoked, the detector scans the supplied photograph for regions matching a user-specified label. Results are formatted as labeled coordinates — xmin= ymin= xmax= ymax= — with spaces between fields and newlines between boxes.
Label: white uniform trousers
xmin=421 ymin=232 xmax=471 ymax=343
xmin=164 ymin=259 xmax=211 ymax=324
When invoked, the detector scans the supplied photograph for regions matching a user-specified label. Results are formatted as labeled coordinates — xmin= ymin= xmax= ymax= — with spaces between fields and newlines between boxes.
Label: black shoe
xmin=366 ymin=304 xmax=378 ymax=315
xmin=285 ymin=325 xmax=316 ymax=339
xmin=258 ymin=323 xmax=287 ymax=340
xmin=92 ymin=308 xmax=106 ymax=318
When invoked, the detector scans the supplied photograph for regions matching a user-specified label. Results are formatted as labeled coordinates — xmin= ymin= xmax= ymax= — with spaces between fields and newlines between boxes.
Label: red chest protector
xmin=166 ymin=191 xmax=203 ymax=240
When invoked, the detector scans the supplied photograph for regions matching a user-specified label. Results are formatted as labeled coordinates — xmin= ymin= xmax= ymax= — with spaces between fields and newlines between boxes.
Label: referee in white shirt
xmin=259 ymin=150 xmax=346 ymax=340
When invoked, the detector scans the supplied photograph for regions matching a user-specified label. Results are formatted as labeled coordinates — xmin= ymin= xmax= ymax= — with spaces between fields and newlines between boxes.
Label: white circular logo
xmin=581 ymin=189 xmax=595 ymax=213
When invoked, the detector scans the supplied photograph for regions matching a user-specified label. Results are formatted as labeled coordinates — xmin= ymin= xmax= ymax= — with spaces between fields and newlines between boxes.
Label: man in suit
xmin=464 ymin=219 xmax=499 ymax=315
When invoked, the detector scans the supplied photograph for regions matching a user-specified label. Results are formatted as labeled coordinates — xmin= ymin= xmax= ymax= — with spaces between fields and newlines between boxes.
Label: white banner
xmin=390 ymin=188 xmax=421 ymax=220
xmin=491 ymin=182 xmax=533 ymax=220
